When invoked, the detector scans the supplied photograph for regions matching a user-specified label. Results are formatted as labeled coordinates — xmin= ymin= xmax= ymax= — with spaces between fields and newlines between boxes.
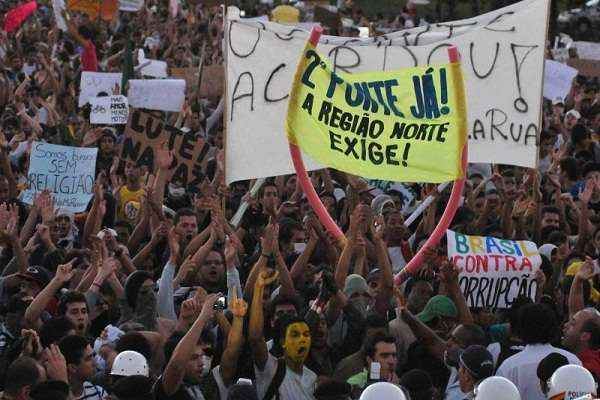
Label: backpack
xmin=263 ymin=358 xmax=287 ymax=400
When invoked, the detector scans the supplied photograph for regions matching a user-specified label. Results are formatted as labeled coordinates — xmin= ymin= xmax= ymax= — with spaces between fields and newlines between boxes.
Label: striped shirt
xmin=75 ymin=382 xmax=106 ymax=400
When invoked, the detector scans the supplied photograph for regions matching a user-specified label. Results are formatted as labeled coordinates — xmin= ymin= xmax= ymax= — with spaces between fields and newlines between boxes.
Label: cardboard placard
xmin=22 ymin=142 xmax=98 ymax=213
xmin=447 ymin=230 xmax=541 ymax=309
xmin=200 ymin=65 xmax=224 ymax=99
xmin=121 ymin=110 xmax=210 ymax=187
xmin=567 ymin=59 xmax=600 ymax=78
xmin=171 ymin=67 xmax=199 ymax=91
xmin=90 ymin=95 xmax=129 ymax=124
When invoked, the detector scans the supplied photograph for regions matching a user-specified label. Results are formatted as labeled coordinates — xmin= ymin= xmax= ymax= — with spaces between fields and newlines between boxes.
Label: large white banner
xmin=22 ymin=142 xmax=98 ymax=213
xmin=225 ymin=0 xmax=550 ymax=184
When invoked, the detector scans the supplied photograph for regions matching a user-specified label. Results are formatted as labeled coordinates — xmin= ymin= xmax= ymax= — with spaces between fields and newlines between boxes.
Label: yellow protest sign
xmin=286 ymin=42 xmax=468 ymax=183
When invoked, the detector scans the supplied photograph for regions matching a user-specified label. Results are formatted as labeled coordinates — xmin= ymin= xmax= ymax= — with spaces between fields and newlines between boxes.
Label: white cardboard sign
xmin=90 ymin=95 xmax=129 ymax=124
xmin=225 ymin=0 xmax=550 ymax=184
xmin=127 ymin=79 xmax=185 ymax=112
xmin=447 ymin=230 xmax=541 ymax=309
xmin=119 ymin=0 xmax=143 ymax=11
xmin=543 ymin=60 xmax=578 ymax=102
xmin=137 ymin=49 xmax=168 ymax=78
xmin=22 ymin=142 xmax=98 ymax=213
xmin=79 ymin=72 xmax=123 ymax=107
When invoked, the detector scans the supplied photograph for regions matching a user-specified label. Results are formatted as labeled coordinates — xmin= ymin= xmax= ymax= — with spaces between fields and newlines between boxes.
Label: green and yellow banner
xmin=286 ymin=41 xmax=468 ymax=183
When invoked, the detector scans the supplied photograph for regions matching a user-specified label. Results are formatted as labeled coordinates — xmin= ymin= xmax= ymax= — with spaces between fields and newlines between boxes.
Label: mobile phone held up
xmin=213 ymin=296 xmax=226 ymax=310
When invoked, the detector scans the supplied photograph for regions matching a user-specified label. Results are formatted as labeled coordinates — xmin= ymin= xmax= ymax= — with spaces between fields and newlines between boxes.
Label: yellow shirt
xmin=117 ymin=185 xmax=145 ymax=222
xmin=271 ymin=5 xmax=300 ymax=23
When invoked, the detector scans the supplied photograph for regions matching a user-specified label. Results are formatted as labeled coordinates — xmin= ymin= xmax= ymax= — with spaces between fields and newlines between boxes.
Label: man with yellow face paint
xmin=249 ymin=268 xmax=318 ymax=400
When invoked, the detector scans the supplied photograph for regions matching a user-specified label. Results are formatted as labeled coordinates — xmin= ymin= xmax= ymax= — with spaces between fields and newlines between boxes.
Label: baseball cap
xmin=537 ymin=352 xmax=569 ymax=382
xmin=565 ymin=109 xmax=582 ymax=120
xmin=459 ymin=345 xmax=494 ymax=381
xmin=417 ymin=295 xmax=458 ymax=323
xmin=101 ymin=128 xmax=117 ymax=141
xmin=366 ymin=268 xmax=381 ymax=283
xmin=344 ymin=274 xmax=369 ymax=297
xmin=552 ymin=97 xmax=565 ymax=106
xmin=18 ymin=266 xmax=51 ymax=288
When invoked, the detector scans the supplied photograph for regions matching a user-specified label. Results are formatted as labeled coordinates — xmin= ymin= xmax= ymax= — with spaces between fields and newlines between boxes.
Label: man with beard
xmin=250 ymin=271 xmax=317 ymax=400
xmin=538 ymin=206 xmax=562 ymax=243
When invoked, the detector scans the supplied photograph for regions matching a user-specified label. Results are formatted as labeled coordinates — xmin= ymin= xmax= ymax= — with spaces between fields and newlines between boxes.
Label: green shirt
xmin=347 ymin=369 xmax=368 ymax=389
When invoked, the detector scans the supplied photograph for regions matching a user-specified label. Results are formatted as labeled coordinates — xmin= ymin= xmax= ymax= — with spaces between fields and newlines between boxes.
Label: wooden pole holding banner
xmin=394 ymin=46 xmax=467 ymax=285
xmin=287 ymin=26 xmax=468 ymax=282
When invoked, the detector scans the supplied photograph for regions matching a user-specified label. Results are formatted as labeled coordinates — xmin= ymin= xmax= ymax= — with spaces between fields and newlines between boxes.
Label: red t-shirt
xmin=579 ymin=348 xmax=600 ymax=379
xmin=81 ymin=40 xmax=98 ymax=72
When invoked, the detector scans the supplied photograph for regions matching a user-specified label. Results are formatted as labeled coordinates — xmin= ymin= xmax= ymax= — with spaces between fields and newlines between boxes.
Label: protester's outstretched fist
xmin=257 ymin=270 xmax=279 ymax=289
xmin=54 ymin=260 xmax=75 ymax=284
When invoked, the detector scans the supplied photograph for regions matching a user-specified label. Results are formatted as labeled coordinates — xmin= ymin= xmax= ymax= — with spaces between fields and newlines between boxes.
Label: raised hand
xmin=229 ymin=290 xmax=248 ymax=318
xmin=156 ymin=142 xmax=174 ymax=170
xmin=224 ymin=236 xmax=238 ymax=269
xmin=198 ymin=292 xmax=221 ymax=322
xmin=439 ymin=260 xmax=459 ymax=287
xmin=580 ymin=180 xmax=595 ymax=205
xmin=180 ymin=297 xmax=201 ymax=321
xmin=372 ymin=213 xmax=386 ymax=240
xmin=42 ymin=344 xmax=68 ymax=383
xmin=256 ymin=270 xmax=279 ymax=289
xmin=168 ymin=227 xmax=181 ymax=261
xmin=576 ymin=257 xmax=596 ymax=281
xmin=260 ymin=223 xmax=279 ymax=256
xmin=54 ymin=260 xmax=75 ymax=284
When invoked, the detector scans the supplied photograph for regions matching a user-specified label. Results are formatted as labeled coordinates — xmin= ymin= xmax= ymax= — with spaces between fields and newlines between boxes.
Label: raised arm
xmin=569 ymin=258 xmax=593 ymax=318
xmin=61 ymin=10 xmax=88 ymax=47
xmin=439 ymin=261 xmax=474 ymax=324
xmin=161 ymin=294 xmax=219 ymax=396
xmin=219 ymin=291 xmax=247 ymax=386
xmin=335 ymin=207 xmax=362 ymax=289
xmin=249 ymin=270 xmax=279 ymax=371
xmin=272 ymin=225 xmax=295 ymax=297
xmin=24 ymin=261 xmax=74 ymax=329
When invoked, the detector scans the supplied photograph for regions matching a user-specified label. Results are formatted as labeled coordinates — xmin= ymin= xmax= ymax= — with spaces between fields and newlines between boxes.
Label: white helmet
xmin=474 ymin=377 xmax=521 ymax=400
xmin=547 ymin=365 xmax=597 ymax=400
xmin=110 ymin=351 xmax=149 ymax=377
xmin=359 ymin=382 xmax=407 ymax=400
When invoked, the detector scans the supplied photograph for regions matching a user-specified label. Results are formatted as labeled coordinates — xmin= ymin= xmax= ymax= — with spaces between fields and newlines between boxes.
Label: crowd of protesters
xmin=0 ymin=0 xmax=599 ymax=399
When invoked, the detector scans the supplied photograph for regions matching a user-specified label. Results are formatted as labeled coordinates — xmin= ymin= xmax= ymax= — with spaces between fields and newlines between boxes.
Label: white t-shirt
xmin=496 ymin=343 xmax=581 ymax=400
xmin=254 ymin=354 xmax=317 ymax=400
